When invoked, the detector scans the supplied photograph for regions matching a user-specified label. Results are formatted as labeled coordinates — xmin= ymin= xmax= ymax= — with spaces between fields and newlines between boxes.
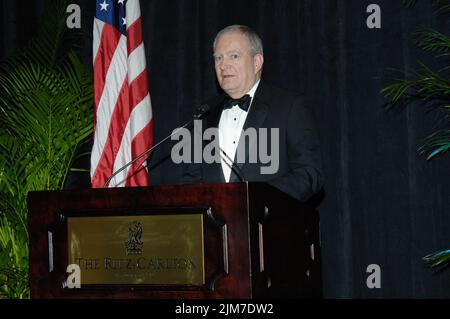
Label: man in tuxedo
xmin=183 ymin=25 xmax=323 ymax=202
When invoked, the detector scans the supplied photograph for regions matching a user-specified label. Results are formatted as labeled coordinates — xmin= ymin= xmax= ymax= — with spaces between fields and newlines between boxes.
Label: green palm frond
xmin=416 ymin=29 xmax=450 ymax=56
xmin=0 ymin=53 xmax=93 ymax=188
xmin=380 ymin=72 xmax=417 ymax=105
xmin=423 ymin=250 xmax=450 ymax=269
xmin=406 ymin=0 xmax=418 ymax=7
xmin=0 ymin=135 xmax=40 ymax=233
xmin=384 ymin=1 xmax=450 ymax=273
xmin=0 ymin=267 xmax=29 ymax=299
xmin=0 ymin=55 xmax=93 ymax=299
xmin=406 ymin=0 xmax=450 ymax=12
xmin=381 ymin=63 xmax=450 ymax=108
xmin=4 ymin=0 xmax=78 ymax=69
xmin=0 ymin=217 xmax=28 ymax=268
xmin=382 ymin=62 xmax=450 ymax=160
xmin=0 ymin=0 xmax=93 ymax=298
xmin=0 ymin=215 xmax=29 ymax=299
xmin=419 ymin=127 xmax=450 ymax=159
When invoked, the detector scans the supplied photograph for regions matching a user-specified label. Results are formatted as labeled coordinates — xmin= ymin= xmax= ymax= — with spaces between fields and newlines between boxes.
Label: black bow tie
xmin=223 ymin=94 xmax=251 ymax=112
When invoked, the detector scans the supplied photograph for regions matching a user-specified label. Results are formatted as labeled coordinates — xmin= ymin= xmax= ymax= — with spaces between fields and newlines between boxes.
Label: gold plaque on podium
xmin=67 ymin=214 xmax=204 ymax=285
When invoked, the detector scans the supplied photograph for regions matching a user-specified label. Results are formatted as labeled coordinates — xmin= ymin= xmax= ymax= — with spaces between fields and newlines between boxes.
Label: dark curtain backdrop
xmin=2 ymin=0 xmax=450 ymax=298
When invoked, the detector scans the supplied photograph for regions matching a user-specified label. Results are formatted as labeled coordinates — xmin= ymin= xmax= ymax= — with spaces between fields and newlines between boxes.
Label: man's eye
xmin=231 ymin=54 xmax=239 ymax=59
xmin=214 ymin=56 xmax=222 ymax=63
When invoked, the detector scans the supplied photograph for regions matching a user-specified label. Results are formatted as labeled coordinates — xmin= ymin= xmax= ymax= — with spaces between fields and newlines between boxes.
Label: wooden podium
xmin=28 ymin=182 xmax=322 ymax=299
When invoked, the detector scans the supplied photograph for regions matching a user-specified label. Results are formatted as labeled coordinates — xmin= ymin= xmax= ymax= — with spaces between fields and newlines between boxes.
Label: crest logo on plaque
xmin=124 ymin=221 xmax=143 ymax=256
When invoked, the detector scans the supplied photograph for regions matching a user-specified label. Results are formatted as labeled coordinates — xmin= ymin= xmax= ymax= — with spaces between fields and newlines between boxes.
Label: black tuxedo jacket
xmin=182 ymin=81 xmax=324 ymax=202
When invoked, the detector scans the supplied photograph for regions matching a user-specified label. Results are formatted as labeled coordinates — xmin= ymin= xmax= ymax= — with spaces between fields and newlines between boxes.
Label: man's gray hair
xmin=213 ymin=25 xmax=263 ymax=56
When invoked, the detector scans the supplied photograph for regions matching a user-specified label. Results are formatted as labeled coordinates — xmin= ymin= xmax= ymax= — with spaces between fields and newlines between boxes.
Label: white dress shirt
xmin=218 ymin=80 xmax=260 ymax=182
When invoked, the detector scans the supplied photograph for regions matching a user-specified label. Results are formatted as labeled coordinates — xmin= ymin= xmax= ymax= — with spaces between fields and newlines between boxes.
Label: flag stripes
xmin=91 ymin=0 xmax=153 ymax=188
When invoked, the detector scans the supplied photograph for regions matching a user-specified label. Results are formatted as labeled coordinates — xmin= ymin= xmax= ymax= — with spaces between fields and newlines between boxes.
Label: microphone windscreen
xmin=193 ymin=104 xmax=211 ymax=119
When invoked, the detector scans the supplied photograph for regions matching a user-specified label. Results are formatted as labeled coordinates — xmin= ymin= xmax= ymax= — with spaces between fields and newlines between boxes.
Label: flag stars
xmin=122 ymin=17 xmax=126 ymax=26
xmin=118 ymin=0 xmax=125 ymax=4
xmin=99 ymin=0 xmax=109 ymax=11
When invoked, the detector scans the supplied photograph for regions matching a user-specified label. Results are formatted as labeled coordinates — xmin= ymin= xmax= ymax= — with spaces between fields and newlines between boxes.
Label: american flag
xmin=90 ymin=0 xmax=153 ymax=187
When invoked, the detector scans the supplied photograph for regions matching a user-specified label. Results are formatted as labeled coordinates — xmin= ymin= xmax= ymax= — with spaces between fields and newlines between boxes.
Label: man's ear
xmin=254 ymin=54 xmax=264 ymax=74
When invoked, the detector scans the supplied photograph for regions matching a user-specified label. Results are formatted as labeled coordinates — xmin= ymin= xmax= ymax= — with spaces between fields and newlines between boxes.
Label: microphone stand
xmin=219 ymin=149 xmax=245 ymax=182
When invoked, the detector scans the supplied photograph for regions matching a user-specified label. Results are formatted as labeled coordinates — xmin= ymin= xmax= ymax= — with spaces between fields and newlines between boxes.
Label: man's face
xmin=213 ymin=32 xmax=263 ymax=99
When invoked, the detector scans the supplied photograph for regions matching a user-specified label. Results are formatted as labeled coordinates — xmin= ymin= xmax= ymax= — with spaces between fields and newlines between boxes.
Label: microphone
xmin=103 ymin=104 xmax=211 ymax=188
xmin=193 ymin=104 xmax=211 ymax=120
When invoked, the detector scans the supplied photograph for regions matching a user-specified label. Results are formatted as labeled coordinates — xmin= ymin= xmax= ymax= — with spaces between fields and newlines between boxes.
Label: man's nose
xmin=219 ymin=57 xmax=230 ymax=70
